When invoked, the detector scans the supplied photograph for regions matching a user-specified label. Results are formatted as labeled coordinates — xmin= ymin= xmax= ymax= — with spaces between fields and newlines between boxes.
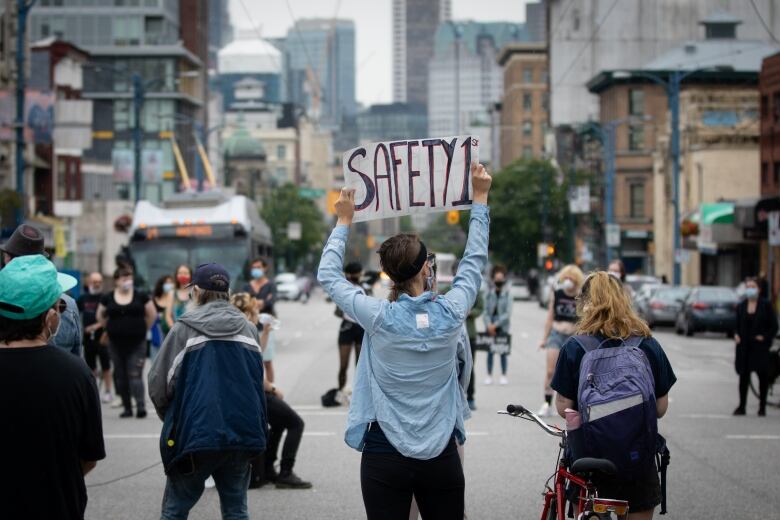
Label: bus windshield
xmin=130 ymin=238 xmax=251 ymax=290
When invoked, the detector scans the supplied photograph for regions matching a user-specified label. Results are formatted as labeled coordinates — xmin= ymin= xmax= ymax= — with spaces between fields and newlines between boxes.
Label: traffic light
xmin=446 ymin=210 xmax=460 ymax=225
xmin=545 ymin=259 xmax=554 ymax=271
xmin=546 ymin=244 xmax=555 ymax=257
xmin=366 ymin=235 xmax=375 ymax=249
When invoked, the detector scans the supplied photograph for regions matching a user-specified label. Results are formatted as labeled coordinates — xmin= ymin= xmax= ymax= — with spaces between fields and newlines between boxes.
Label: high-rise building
xmin=428 ymin=21 xmax=526 ymax=162
xmin=28 ymin=0 xmax=207 ymax=202
xmin=208 ymin=0 xmax=234 ymax=70
xmin=392 ymin=0 xmax=451 ymax=105
xmin=281 ymin=18 xmax=356 ymax=131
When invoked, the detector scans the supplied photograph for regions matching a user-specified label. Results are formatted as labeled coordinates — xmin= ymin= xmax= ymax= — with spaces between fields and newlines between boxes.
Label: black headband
xmin=395 ymin=242 xmax=428 ymax=283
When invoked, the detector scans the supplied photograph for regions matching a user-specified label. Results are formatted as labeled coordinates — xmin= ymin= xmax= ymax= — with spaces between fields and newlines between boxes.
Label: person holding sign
xmin=483 ymin=265 xmax=513 ymax=385
xmin=317 ymin=163 xmax=492 ymax=520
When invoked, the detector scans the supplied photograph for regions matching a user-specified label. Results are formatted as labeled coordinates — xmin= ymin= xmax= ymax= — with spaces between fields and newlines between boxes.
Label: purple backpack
xmin=573 ymin=335 xmax=658 ymax=479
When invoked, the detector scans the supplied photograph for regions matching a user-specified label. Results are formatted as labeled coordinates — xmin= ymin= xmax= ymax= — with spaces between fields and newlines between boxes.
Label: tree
xmin=260 ymin=184 xmax=326 ymax=273
xmin=481 ymin=159 xmax=574 ymax=273
xmin=420 ymin=213 xmax=466 ymax=256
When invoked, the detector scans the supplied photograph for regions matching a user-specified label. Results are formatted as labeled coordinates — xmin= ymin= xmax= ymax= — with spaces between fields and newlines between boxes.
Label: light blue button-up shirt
xmin=317 ymin=203 xmax=490 ymax=460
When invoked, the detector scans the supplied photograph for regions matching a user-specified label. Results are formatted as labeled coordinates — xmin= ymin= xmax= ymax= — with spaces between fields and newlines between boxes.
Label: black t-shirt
xmin=242 ymin=281 xmax=277 ymax=316
xmin=0 ymin=345 xmax=105 ymax=519
xmin=100 ymin=290 xmax=150 ymax=348
xmin=77 ymin=292 xmax=102 ymax=328
xmin=551 ymin=336 xmax=677 ymax=406
xmin=553 ymin=289 xmax=578 ymax=323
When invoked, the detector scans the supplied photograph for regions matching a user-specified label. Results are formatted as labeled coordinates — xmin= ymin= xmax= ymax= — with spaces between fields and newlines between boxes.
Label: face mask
xmin=251 ymin=268 xmax=265 ymax=280
xmin=47 ymin=312 xmax=61 ymax=341
xmin=120 ymin=280 xmax=134 ymax=291
xmin=561 ymin=279 xmax=575 ymax=291
xmin=425 ymin=272 xmax=435 ymax=292
xmin=608 ymin=271 xmax=622 ymax=280
xmin=163 ymin=282 xmax=175 ymax=293
xmin=495 ymin=280 xmax=506 ymax=289
xmin=177 ymin=274 xmax=191 ymax=285
xmin=88 ymin=286 xmax=101 ymax=295
xmin=745 ymin=288 xmax=759 ymax=300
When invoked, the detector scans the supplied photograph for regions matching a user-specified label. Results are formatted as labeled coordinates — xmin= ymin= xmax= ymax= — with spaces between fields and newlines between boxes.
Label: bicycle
xmin=500 ymin=403 xmax=629 ymax=520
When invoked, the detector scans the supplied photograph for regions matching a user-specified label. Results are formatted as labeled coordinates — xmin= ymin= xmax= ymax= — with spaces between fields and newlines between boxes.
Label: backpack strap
xmin=572 ymin=334 xmax=607 ymax=353
xmin=623 ymin=335 xmax=645 ymax=349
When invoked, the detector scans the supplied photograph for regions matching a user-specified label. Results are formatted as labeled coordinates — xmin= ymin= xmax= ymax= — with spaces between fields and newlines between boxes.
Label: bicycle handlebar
xmin=502 ymin=404 xmax=564 ymax=438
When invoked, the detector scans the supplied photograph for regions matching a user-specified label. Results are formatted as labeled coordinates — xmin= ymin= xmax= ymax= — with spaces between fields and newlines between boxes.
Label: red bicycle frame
xmin=540 ymin=456 xmax=589 ymax=520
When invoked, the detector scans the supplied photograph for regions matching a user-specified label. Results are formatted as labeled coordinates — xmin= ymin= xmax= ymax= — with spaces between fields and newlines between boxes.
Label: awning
xmin=700 ymin=202 xmax=734 ymax=225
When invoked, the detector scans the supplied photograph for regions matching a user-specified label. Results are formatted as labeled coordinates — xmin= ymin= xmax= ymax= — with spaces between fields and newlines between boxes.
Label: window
xmin=113 ymin=16 xmax=142 ymax=46
xmin=277 ymin=145 xmax=286 ymax=160
xmin=523 ymin=93 xmax=533 ymax=111
xmin=541 ymin=93 xmax=549 ymax=111
xmin=145 ymin=16 xmax=163 ymax=45
xmin=629 ymin=88 xmax=644 ymax=116
xmin=630 ymin=184 xmax=645 ymax=218
xmin=522 ymin=146 xmax=533 ymax=159
xmin=628 ymin=125 xmax=644 ymax=151
xmin=523 ymin=67 xmax=533 ymax=83
xmin=523 ymin=120 xmax=533 ymax=136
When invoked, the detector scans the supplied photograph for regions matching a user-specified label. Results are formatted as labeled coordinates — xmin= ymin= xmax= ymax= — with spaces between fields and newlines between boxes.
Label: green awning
xmin=700 ymin=202 xmax=734 ymax=225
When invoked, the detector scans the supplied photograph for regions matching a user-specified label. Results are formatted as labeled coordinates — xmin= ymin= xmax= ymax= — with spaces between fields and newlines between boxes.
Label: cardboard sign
xmin=474 ymin=333 xmax=512 ymax=355
xmin=342 ymin=135 xmax=479 ymax=223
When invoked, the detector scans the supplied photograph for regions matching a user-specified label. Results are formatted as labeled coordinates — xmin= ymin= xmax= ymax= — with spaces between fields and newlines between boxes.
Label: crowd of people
xmin=2 ymin=159 xmax=776 ymax=520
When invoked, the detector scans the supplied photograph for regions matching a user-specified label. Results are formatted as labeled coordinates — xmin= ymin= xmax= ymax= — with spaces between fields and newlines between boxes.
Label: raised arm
xmin=444 ymin=163 xmax=492 ymax=319
xmin=317 ymin=189 xmax=383 ymax=334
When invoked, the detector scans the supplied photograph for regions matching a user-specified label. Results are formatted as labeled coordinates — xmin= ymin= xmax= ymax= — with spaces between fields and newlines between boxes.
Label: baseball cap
xmin=0 ymin=255 xmax=77 ymax=320
xmin=188 ymin=263 xmax=230 ymax=292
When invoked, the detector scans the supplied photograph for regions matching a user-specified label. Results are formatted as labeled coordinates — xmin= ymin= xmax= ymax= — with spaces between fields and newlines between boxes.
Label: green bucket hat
xmin=0 ymin=255 xmax=77 ymax=320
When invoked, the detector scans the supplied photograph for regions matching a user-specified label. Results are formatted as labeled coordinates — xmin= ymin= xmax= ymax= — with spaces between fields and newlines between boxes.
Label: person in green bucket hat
xmin=0 ymin=255 xmax=106 ymax=520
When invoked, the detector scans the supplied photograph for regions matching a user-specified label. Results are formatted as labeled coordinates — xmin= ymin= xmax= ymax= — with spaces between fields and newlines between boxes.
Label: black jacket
xmin=735 ymin=298 xmax=778 ymax=375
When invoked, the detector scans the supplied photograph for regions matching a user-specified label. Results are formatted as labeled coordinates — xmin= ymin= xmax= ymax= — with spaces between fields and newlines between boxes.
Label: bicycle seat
xmin=570 ymin=458 xmax=618 ymax=478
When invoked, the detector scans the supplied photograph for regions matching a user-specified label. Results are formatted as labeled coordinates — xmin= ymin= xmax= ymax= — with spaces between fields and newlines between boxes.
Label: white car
xmin=275 ymin=273 xmax=301 ymax=301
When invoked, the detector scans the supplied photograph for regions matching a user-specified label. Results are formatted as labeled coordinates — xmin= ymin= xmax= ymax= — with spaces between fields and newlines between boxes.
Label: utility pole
xmin=604 ymin=123 xmax=616 ymax=264
xmin=14 ymin=0 xmax=36 ymax=225
xmin=132 ymin=73 xmax=144 ymax=203
xmin=669 ymin=71 xmax=682 ymax=286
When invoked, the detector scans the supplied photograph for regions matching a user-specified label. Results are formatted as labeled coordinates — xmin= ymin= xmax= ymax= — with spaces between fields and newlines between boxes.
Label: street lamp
xmin=612 ymin=66 xmax=732 ymax=285
xmin=445 ymin=21 xmax=462 ymax=135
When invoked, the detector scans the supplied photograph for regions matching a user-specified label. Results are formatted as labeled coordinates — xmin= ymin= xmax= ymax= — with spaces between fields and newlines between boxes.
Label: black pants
xmin=108 ymin=341 xmax=146 ymax=412
xmin=739 ymin=370 xmax=769 ymax=410
xmin=252 ymin=392 xmax=305 ymax=481
xmin=466 ymin=336 xmax=477 ymax=402
xmin=361 ymin=438 xmax=464 ymax=520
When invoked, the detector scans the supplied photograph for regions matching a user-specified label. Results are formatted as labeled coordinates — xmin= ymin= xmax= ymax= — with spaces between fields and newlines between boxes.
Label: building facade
xmin=497 ymin=42 xmax=548 ymax=167
xmin=281 ymin=19 xmax=356 ymax=131
xmin=208 ymin=0 xmax=233 ymax=69
xmin=28 ymin=0 xmax=207 ymax=202
xmin=428 ymin=21 xmax=526 ymax=164
xmin=392 ymin=0 xmax=451 ymax=105
xmin=548 ymin=0 xmax=780 ymax=127
xmin=357 ymin=103 xmax=428 ymax=143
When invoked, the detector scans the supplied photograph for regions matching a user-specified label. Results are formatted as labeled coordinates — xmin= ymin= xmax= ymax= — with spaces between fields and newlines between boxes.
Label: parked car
xmin=637 ymin=286 xmax=690 ymax=327
xmin=626 ymin=274 xmax=662 ymax=294
xmin=675 ymin=286 xmax=738 ymax=337
xmin=510 ymin=277 xmax=531 ymax=301
xmin=538 ymin=274 xmax=557 ymax=308
xmin=275 ymin=272 xmax=302 ymax=301
xmin=633 ymin=283 xmax=661 ymax=312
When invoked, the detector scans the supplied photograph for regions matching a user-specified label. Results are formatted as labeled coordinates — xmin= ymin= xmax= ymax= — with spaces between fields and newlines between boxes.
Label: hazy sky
xmin=227 ymin=0 xmax=530 ymax=106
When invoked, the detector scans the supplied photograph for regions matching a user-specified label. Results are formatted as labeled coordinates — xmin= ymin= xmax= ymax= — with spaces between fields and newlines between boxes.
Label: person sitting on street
xmin=149 ymin=264 xmax=268 ymax=520
xmin=1 ymin=224 xmax=83 ymax=356
xmin=0 ymin=255 xmax=105 ymax=520
xmin=231 ymin=293 xmax=312 ymax=490
xmin=317 ymin=162 xmax=491 ymax=520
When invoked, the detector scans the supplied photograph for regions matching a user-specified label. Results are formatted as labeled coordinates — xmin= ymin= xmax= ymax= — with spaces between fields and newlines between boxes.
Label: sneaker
xmin=483 ymin=376 xmax=493 ymax=386
xmin=275 ymin=471 xmax=312 ymax=489
xmin=499 ymin=376 xmax=509 ymax=385
xmin=467 ymin=400 xmax=477 ymax=411
xmin=205 ymin=476 xmax=215 ymax=489
xmin=537 ymin=403 xmax=551 ymax=417
xmin=759 ymin=407 xmax=767 ymax=417
xmin=110 ymin=397 xmax=124 ymax=409
xmin=102 ymin=392 xmax=113 ymax=404
xmin=733 ymin=406 xmax=746 ymax=416
xmin=119 ymin=409 xmax=133 ymax=418
xmin=136 ymin=409 xmax=147 ymax=419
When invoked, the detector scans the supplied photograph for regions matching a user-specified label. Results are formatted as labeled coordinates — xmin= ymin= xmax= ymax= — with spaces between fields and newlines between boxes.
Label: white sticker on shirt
xmin=416 ymin=313 xmax=430 ymax=329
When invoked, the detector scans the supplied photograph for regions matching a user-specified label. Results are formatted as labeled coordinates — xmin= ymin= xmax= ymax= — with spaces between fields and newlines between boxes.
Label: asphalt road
xmin=85 ymin=292 xmax=780 ymax=519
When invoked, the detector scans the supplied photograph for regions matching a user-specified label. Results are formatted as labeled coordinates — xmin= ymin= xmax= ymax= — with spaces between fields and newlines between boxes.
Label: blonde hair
xmin=558 ymin=264 xmax=585 ymax=289
xmin=576 ymin=271 xmax=651 ymax=339
xmin=230 ymin=292 xmax=256 ymax=322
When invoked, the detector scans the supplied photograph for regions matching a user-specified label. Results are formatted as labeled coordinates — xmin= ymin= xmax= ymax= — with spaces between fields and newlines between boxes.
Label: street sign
xmin=299 ymin=188 xmax=326 ymax=200
xmin=287 ymin=221 xmax=302 ymax=241
xmin=605 ymin=224 xmax=621 ymax=247
xmin=769 ymin=211 xmax=780 ymax=246
xmin=675 ymin=249 xmax=691 ymax=263
xmin=568 ymin=185 xmax=590 ymax=214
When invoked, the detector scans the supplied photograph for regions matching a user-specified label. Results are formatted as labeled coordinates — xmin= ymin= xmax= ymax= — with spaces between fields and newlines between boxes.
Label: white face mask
xmin=120 ymin=280 xmax=133 ymax=291
xmin=47 ymin=311 xmax=61 ymax=341
xmin=88 ymin=286 xmax=102 ymax=295
xmin=608 ymin=271 xmax=622 ymax=280
xmin=561 ymin=279 xmax=575 ymax=291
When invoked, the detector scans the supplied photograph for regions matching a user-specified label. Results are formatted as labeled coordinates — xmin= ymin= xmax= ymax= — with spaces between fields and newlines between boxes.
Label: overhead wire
xmin=749 ymin=0 xmax=779 ymax=43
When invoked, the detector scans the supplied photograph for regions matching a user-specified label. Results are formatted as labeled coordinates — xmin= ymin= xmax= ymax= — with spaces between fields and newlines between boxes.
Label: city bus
xmin=127 ymin=192 xmax=273 ymax=290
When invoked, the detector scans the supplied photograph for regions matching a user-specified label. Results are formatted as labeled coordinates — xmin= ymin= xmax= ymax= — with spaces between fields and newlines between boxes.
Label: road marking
xmin=679 ymin=413 xmax=732 ymax=419
xmin=298 ymin=411 xmax=348 ymax=416
xmin=725 ymin=435 xmax=780 ymax=440
xmin=292 ymin=405 xmax=330 ymax=410
xmin=105 ymin=434 xmax=159 ymax=439
xmin=466 ymin=431 xmax=490 ymax=436
xmin=303 ymin=431 xmax=337 ymax=437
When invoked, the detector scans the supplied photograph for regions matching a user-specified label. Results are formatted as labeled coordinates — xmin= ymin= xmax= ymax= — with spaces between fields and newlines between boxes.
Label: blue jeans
xmin=161 ymin=451 xmax=252 ymax=520
xmin=486 ymin=352 xmax=508 ymax=375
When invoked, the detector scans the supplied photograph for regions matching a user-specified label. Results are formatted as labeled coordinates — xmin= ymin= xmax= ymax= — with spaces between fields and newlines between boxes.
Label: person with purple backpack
xmin=551 ymin=271 xmax=676 ymax=520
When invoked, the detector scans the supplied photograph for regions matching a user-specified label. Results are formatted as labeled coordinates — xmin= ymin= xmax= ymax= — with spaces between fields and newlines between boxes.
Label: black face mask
xmin=495 ymin=280 xmax=505 ymax=288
